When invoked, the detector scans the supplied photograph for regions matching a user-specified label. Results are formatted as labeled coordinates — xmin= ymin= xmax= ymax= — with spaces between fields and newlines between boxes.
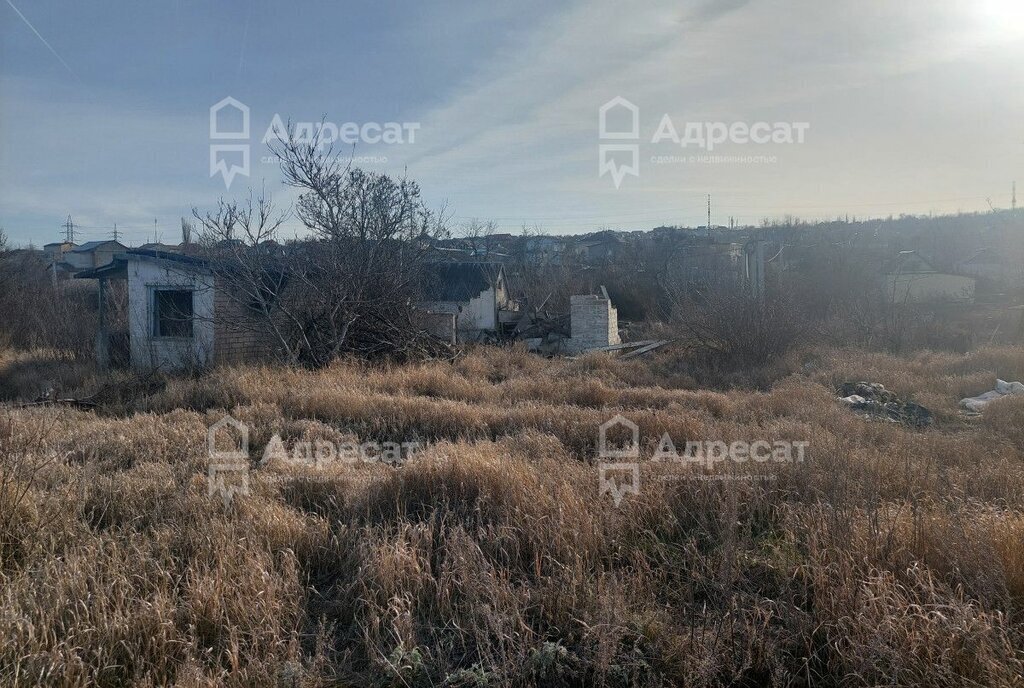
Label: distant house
xmin=417 ymin=262 xmax=513 ymax=342
xmin=882 ymin=251 xmax=975 ymax=303
xmin=662 ymin=241 xmax=746 ymax=288
xmin=137 ymin=242 xmax=184 ymax=254
xmin=524 ymin=236 xmax=566 ymax=265
xmin=75 ymin=249 xmax=272 ymax=371
xmin=43 ymin=241 xmax=76 ymax=262
xmin=575 ymin=235 xmax=625 ymax=264
xmin=43 ymin=241 xmax=79 ymax=280
xmin=65 ymin=240 xmax=128 ymax=273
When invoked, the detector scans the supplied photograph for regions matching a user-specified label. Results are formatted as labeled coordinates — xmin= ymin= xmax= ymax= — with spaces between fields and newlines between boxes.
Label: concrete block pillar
xmin=567 ymin=294 xmax=621 ymax=353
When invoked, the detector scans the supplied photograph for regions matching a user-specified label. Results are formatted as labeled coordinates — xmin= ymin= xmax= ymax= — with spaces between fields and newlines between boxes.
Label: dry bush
xmin=674 ymin=291 xmax=808 ymax=369
xmin=0 ymin=348 xmax=93 ymax=401
xmin=660 ymin=291 xmax=808 ymax=389
xmin=0 ymin=252 xmax=97 ymax=357
xmin=982 ymin=395 xmax=1024 ymax=449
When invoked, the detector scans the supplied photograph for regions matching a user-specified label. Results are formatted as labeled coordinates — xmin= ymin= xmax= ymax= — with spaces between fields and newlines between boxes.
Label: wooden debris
xmin=590 ymin=340 xmax=658 ymax=353
xmin=619 ymin=339 xmax=673 ymax=360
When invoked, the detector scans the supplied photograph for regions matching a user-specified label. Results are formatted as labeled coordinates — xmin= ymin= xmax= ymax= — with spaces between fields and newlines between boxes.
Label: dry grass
xmin=1 ymin=345 xmax=1023 ymax=686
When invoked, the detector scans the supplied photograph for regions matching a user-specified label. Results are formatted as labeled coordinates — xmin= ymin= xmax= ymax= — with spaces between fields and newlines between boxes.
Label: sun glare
xmin=978 ymin=0 xmax=1024 ymax=40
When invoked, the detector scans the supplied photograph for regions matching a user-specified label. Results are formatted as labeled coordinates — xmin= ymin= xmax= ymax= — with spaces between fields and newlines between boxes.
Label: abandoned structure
xmin=76 ymin=249 xmax=270 ymax=371
xmin=77 ymin=254 xmax=529 ymax=370
xmin=566 ymin=292 xmax=621 ymax=353
xmin=74 ymin=246 xmax=634 ymax=371
xmin=516 ymin=288 xmax=624 ymax=355
xmin=416 ymin=262 xmax=518 ymax=343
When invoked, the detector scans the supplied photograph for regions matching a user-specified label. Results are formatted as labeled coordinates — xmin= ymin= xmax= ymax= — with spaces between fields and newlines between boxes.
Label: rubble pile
xmin=838 ymin=381 xmax=933 ymax=427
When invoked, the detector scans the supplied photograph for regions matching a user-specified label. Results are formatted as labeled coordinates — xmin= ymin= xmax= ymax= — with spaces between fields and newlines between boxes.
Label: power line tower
xmin=111 ymin=223 xmax=120 ymax=242
xmin=63 ymin=215 xmax=76 ymax=243
xmin=1013 ymin=181 xmax=1017 ymax=212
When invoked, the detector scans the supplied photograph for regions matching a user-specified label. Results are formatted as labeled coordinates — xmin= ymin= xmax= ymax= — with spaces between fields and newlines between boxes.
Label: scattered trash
xmin=960 ymin=379 xmax=1024 ymax=413
xmin=838 ymin=381 xmax=933 ymax=427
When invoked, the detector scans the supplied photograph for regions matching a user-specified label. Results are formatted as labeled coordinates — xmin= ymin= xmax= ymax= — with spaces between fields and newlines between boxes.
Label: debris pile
xmin=960 ymin=379 xmax=1024 ymax=413
xmin=514 ymin=288 xmax=669 ymax=357
xmin=838 ymin=381 xmax=933 ymax=427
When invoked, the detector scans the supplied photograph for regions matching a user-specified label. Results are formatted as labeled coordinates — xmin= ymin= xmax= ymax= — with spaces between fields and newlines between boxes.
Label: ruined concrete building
xmin=76 ymin=249 xmax=272 ymax=371
xmin=566 ymin=292 xmax=621 ymax=353
xmin=416 ymin=262 xmax=519 ymax=343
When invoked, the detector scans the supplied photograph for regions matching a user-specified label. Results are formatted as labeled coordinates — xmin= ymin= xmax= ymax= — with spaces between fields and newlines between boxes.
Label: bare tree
xmin=194 ymin=122 xmax=449 ymax=366
xmin=499 ymin=224 xmax=587 ymax=315
xmin=180 ymin=218 xmax=194 ymax=246
xmin=460 ymin=218 xmax=498 ymax=257
xmin=0 ymin=228 xmax=8 ymax=295
xmin=192 ymin=192 xmax=300 ymax=361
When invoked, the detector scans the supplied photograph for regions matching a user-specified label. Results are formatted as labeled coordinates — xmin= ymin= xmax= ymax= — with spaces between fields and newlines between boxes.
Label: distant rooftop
xmin=69 ymin=240 xmax=127 ymax=253
xmin=421 ymin=261 xmax=503 ymax=302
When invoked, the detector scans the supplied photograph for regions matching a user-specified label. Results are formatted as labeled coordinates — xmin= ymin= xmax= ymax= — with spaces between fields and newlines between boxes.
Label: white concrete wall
xmin=127 ymin=259 xmax=215 ymax=371
xmin=418 ymin=269 xmax=506 ymax=340
xmin=461 ymin=286 xmax=497 ymax=331
xmin=66 ymin=247 xmax=123 ymax=272
xmin=567 ymin=295 xmax=621 ymax=353
xmin=65 ymin=252 xmax=94 ymax=271
xmin=418 ymin=293 xmax=494 ymax=342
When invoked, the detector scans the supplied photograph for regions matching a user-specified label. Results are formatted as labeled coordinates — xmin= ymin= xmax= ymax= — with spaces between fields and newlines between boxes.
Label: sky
xmin=1 ymin=0 xmax=1023 ymax=247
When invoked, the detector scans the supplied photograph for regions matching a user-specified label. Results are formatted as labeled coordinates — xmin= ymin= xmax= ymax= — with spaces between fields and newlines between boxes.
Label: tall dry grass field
xmin=1 ymin=345 xmax=1023 ymax=686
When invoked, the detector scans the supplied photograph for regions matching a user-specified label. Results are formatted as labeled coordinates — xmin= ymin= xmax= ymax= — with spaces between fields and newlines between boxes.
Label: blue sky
xmin=2 ymin=0 xmax=1023 ymax=246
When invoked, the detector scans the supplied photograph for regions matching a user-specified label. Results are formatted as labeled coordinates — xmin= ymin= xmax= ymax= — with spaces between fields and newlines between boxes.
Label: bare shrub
xmin=670 ymin=290 xmax=808 ymax=383
xmin=0 ymin=251 xmax=96 ymax=357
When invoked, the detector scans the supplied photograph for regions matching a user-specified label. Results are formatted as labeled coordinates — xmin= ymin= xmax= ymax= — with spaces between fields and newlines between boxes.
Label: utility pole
xmin=745 ymin=239 xmax=766 ymax=301
xmin=63 ymin=215 xmax=76 ymax=243
xmin=706 ymin=194 xmax=712 ymax=238
xmin=1013 ymin=181 xmax=1017 ymax=212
